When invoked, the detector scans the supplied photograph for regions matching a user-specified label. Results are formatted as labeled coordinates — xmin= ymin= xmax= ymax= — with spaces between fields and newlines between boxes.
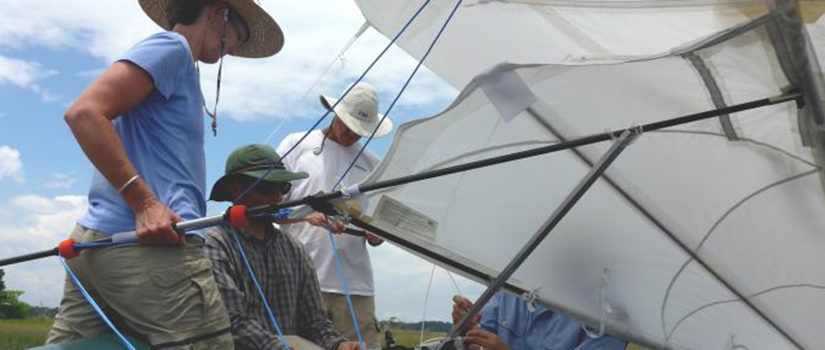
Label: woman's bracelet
xmin=118 ymin=174 xmax=140 ymax=193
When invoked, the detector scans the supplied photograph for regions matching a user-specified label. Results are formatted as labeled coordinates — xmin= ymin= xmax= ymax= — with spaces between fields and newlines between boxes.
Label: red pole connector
xmin=229 ymin=204 xmax=251 ymax=229
xmin=57 ymin=239 xmax=80 ymax=259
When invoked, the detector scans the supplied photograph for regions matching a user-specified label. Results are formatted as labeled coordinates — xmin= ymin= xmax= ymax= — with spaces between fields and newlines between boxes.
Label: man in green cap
xmin=204 ymin=144 xmax=361 ymax=350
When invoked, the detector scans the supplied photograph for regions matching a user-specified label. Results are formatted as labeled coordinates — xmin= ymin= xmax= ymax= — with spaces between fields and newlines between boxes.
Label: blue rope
xmin=227 ymin=2 xmax=437 ymax=348
xmin=325 ymin=2 xmax=463 ymax=348
xmin=59 ymin=257 xmax=136 ymax=350
xmin=73 ymin=241 xmax=126 ymax=249
xmin=324 ymin=225 xmax=366 ymax=350
xmin=232 ymin=0 xmax=433 ymax=204
xmin=227 ymin=2 xmax=434 ymax=347
xmin=250 ymin=208 xmax=294 ymax=222
xmin=229 ymin=227 xmax=291 ymax=349
xmin=333 ymin=0 xmax=464 ymax=190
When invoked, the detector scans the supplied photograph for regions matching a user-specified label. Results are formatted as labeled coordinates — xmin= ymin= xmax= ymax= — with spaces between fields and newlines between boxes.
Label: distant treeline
xmin=28 ymin=306 xmax=59 ymax=318
xmin=380 ymin=320 xmax=453 ymax=333
xmin=0 ymin=268 xmax=59 ymax=319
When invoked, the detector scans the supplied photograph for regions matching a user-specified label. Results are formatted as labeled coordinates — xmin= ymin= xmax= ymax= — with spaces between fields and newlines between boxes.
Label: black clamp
xmin=783 ymin=86 xmax=805 ymax=109
xmin=306 ymin=192 xmax=340 ymax=217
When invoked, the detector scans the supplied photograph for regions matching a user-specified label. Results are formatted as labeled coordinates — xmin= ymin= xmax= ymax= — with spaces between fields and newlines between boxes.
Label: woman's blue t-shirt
xmin=78 ymin=31 xmax=206 ymax=236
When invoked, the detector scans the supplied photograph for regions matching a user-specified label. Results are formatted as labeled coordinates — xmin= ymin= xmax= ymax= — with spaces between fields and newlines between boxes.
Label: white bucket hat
xmin=320 ymin=83 xmax=393 ymax=138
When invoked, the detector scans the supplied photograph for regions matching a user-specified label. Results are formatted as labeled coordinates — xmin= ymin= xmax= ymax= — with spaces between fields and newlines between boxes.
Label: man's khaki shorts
xmin=47 ymin=225 xmax=233 ymax=349
xmin=322 ymin=292 xmax=381 ymax=348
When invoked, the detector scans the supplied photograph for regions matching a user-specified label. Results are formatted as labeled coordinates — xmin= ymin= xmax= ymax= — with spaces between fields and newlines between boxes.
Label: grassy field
xmin=0 ymin=320 xmax=442 ymax=349
xmin=0 ymin=318 xmax=52 ymax=350
xmin=0 ymin=319 xmax=650 ymax=349
xmin=381 ymin=326 xmax=447 ymax=347
xmin=382 ymin=327 xmax=652 ymax=349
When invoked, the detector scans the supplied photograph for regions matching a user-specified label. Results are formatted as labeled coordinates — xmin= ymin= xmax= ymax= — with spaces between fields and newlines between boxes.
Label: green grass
xmin=381 ymin=326 xmax=447 ymax=347
xmin=0 ymin=318 xmax=52 ymax=350
xmin=0 ymin=319 xmax=443 ymax=349
xmin=0 ymin=319 xmax=445 ymax=349
xmin=381 ymin=326 xmax=651 ymax=350
xmin=0 ymin=318 xmax=649 ymax=350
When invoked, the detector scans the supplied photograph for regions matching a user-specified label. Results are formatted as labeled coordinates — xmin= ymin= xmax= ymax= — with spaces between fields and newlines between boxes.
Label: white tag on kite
xmin=372 ymin=195 xmax=438 ymax=242
xmin=478 ymin=63 xmax=538 ymax=122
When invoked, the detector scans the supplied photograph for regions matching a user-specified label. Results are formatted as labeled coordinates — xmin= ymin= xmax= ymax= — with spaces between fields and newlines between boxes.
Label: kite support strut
xmin=0 ymin=92 xmax=803 ymax=268
xmin=449 ymin=130 xmax=638 ymax=337
xmin=243 ymin=92 xmax=803 ymax=221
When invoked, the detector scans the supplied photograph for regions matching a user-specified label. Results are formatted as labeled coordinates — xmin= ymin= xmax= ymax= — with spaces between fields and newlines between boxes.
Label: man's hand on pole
xmin=305 ymin=212 xmax=346 ymax=234
xmin=463 ymin=329 xmax=511 ymax=350
xmin=452 ymin=295 xmax=481 ymax=328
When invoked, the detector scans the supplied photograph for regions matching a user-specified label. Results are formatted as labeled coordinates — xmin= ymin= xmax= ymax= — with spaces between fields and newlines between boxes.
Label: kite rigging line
xmin=0 ymin=91 xmax=803 ymax=350
xmin=322 ymin=1 xmax=464 ymax=347
xmin=263 ymin=22 xmax=371 ymax=145
xmin=231 ymin=1 xmax=437 ymax=348
xmin=232 ymin=0 xmax=434 ymax=204
xmin=0 ymin=92 xmax=801 ymax=270
xmin=60 ymin=258 xmax=137 ymax=350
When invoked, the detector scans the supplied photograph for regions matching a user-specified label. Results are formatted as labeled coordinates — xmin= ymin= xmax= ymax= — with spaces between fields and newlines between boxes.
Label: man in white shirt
xmin=277 ymin=82 xmax=391 ymax=348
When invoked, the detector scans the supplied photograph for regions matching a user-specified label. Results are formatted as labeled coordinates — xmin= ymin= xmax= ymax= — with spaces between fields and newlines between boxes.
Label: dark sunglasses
xmin=240 ymin=177 xmax=291 ymax=196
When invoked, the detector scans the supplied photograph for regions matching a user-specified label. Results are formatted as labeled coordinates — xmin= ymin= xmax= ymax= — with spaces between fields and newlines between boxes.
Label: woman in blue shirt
xmin=48 ymin=1 xmax=283 ymax=348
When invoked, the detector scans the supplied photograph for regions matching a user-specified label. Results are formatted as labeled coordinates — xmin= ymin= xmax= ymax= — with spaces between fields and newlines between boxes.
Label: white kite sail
xmin=352 ymin=1 xmax=825 ymax=349
xmin=355 ymin=0 xmax=785 ymax=88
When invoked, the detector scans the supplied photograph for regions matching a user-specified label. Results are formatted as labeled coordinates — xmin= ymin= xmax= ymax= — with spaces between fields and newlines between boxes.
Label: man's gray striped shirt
xmin=204 ymin=225 xmax=344 ymax=350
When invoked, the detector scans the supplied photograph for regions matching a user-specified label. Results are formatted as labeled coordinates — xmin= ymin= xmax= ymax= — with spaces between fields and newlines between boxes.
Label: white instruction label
xmin=373 ymin=195 xmax=438 ymax=242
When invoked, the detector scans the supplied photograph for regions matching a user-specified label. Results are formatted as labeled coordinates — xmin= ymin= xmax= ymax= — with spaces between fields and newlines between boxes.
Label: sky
xmin=0 ymin=0 xmax=486 ymax=322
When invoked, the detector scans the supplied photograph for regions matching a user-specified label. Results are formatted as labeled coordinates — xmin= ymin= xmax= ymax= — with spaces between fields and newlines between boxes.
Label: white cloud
xmin=0 ymin=1 xmax=466 ymax=317
xmin=198 ymin=25 xmax=456 ymax=123
xmin=0 ymin=54 xmax=60 ymax=101
xmin=0 ymin=192 xmax=486 ymax=317
xmin=0 ymin=195 xmax=483 ymax=322
xmin=0 ymin=2 xmax=153 ymax=61
xmin=0 ymin=195 xmax=87 ymax=307
xmin=30 ymin=83 xmax=61 ymax=102
xmin=76 ymin=68 xmax=105 ymax=78
xmin=41 ymin=172 xmax=79 ymax=190
xmin=0 ymin=198 xmax=483 ymax=319
xmin=372 ymin=244 xmax=485 ymax=322
xmin=0 ymin=145 xmax=25 ymax=183
xmin=0 ymin=55 xmax=57 ymax=87
xmin=0 ymin=1 xmax=456 ymax=123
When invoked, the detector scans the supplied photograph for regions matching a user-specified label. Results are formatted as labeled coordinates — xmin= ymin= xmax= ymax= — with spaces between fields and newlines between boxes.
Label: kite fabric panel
xmin=357 ymin=7 xmax=825 ymax=350
xmin=354 ymin=0 xmax=773 ymax=89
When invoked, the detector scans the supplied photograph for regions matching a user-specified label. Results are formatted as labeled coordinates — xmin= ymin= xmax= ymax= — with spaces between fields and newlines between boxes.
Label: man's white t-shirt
xmin=276 ymin=130 xmax=381 ymax=296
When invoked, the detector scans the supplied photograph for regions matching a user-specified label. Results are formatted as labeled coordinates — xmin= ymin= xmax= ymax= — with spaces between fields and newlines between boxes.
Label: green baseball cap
xmin=209 ymin=144 xmax=308 ymax=202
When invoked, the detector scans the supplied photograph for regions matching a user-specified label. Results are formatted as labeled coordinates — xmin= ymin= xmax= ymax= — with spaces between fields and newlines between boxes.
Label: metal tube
xmin=246 ymin=92 xmax=800 ymax=218
xmin=348 ymin=218 xmax=528 ymax=296
xmin=0 ymin=213 xmax=229 ymax=266
xmin=449 ymin=130 xmax=637 ymax=337
xmin=109 ymin=213 xmax=227 ymax=243
xmin=0 ymin=248 xmax=58 ymax=267
xmin=176 ymin=215 xmax=226 ymax=231
xmin=0 ymin=93 xmax=800 ymax=268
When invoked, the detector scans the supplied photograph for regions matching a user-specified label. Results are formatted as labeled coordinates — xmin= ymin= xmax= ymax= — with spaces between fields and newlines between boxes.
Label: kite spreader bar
xmin=0 ymin=206 xmax=294 ymax=267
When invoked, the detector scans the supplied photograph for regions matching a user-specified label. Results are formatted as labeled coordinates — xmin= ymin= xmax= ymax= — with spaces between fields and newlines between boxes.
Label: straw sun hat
xmin=138 ymin=0 xmax=284 ymax=58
